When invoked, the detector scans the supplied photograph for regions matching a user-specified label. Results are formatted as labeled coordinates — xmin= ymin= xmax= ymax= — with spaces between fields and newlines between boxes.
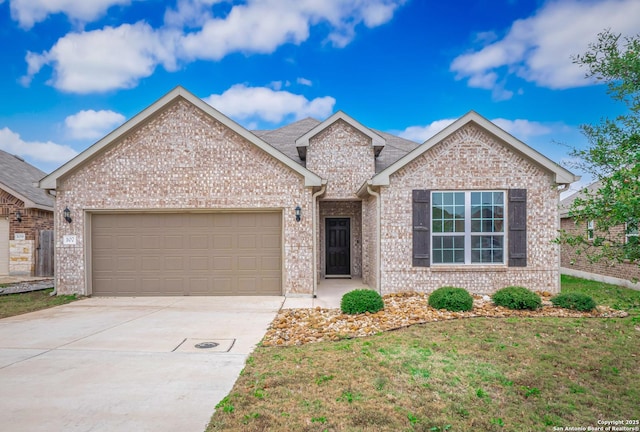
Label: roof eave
xmin=0 ymin=182 xmax=53 ymax=211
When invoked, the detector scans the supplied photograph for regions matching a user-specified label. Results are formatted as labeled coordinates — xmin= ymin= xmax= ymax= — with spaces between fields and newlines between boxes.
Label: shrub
xmin=428 ymin=286 xmax=474 ymax=312
xmin=492 ymin=286 xmax=541 ymax=310
xmin=340 ymin=289 xmax=384 ymax=314
xmin=551 ymin=293 xmax=597 ymax=312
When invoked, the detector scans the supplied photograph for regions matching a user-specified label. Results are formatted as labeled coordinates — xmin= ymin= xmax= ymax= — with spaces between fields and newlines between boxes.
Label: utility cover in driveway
xmin=91 ymin=212 xmax=282 ymax=296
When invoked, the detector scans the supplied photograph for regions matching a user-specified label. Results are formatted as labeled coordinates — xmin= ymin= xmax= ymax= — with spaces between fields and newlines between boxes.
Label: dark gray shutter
xmin=508 ymin=189 xmax=527 ymax=267
xmin=413 ymin=190 xmax=430 ymax=267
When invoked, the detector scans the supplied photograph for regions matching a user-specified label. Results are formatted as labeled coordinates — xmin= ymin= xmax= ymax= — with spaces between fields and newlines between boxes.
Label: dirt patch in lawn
xmin=264 ymin=292 xmax=627 ymax=347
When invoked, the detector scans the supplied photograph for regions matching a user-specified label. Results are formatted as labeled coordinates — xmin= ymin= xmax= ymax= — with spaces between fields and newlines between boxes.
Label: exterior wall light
xmin=295 ymin=206 xmax=301 ymax=222
xmin=63 ymin=207 xmax=73 ymax=224
xmin=15 ymin=211 xmax=22 ymax=223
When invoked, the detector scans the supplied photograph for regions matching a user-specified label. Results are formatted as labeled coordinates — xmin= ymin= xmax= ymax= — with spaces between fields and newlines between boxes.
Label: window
xmin=587 ymin=220 xmax=594 ymax=241
xmin=431 ymin=191 xmax=505 ymax=264
xmin=626 ymin=220 xmax=638 ymax=244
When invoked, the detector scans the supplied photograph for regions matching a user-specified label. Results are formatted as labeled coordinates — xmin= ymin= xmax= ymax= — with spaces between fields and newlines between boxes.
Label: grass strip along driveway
xmin=207 ymin=276 xmax=640 ymax=432
xmin=0 ymin=288 xmax=77 ymax=319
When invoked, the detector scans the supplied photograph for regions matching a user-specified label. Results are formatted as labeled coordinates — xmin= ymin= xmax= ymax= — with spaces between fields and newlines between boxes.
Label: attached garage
xmin=90 ymin=212 xmax=282 ymax=296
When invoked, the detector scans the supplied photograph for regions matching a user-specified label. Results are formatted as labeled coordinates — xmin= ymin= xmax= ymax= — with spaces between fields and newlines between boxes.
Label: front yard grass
xmin=207 ymin=276 xmax=640 ymax=431
xmin=0 ymin=288 xmax=78 ymax=319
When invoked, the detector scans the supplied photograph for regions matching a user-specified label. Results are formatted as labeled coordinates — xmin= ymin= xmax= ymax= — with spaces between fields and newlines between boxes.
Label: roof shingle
xmin=0 ymin=150 xmax=54 ymax=209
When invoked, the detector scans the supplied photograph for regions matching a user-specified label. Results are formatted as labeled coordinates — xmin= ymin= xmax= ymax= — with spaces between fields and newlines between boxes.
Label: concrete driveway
xmin=0 ymin=296 xmax=283 ymax=432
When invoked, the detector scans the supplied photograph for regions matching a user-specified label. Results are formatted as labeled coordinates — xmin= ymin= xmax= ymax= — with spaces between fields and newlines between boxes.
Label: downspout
xmin=312 ymin=182 xmax=327 ymax=298
xmin=366 ymin=184 xmax=381 ymax=294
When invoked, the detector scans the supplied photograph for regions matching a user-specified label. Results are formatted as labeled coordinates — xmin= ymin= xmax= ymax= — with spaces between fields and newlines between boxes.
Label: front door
xmin=326 ymin=218 xmax=350 ymax=275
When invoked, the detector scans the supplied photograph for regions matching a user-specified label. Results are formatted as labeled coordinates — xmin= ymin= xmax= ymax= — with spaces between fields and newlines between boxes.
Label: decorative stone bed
xmin=262 ymin=292 xmax=628 ymax=347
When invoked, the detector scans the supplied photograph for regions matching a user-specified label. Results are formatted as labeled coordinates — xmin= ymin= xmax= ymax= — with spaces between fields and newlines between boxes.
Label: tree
xmin=560 ymin=30 xmax=640 ymax=267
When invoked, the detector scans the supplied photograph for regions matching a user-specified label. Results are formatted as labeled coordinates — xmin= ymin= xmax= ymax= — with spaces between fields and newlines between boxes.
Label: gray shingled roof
xmin=252 ymin=117 xmax=419 ymax=172
xmin=559 ymin=180 xmax=602 ymax=218
xmin=0 ymin=150 xmax=54 ymax=209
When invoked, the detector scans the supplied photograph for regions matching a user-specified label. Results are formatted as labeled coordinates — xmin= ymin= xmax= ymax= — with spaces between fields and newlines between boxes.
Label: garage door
xmin=91 ymin=212 xmax=281 ymax=296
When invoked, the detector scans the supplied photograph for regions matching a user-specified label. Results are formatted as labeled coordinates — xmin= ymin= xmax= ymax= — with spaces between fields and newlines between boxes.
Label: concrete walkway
xmin=0 ymin=296 xmax=282 ymax=432
xmin=282 ymin=278 xmax=371 ymax=309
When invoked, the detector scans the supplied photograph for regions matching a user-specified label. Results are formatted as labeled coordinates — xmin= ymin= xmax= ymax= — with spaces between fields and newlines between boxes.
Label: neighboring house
xmin=0 ymin=150 xmax=54 ymax=276
xmin=39 ymin=86 xmax=577 ymax=297
xmin=559 ymin=181 xmax=640 ymax=289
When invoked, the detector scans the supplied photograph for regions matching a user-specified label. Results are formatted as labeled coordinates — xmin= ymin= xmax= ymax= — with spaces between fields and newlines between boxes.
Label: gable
xmin=56 ymin=99 xmax=313 ymax=202
xmin=40 ymin=86 xmax=322 ymax=191
xmin=295 ymin=111 xmax=385 ymax=160
xmin=393 ymin=123 xmax=550 ymax=186
xmin=370 ymin=111 xmax=578 ymax=187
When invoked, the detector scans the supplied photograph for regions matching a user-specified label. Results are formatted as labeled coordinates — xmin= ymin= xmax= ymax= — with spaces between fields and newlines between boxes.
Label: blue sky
xmin=0 ymin=0 xmax=638 ymax=195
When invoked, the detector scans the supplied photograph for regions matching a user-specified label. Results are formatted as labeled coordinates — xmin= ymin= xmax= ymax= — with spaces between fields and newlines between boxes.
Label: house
xmin=39 ymin=86 xmax=578 ymax=297
xmin=0 ymin=150 xmax=54 ymax=276
xmin=560 ymin=182 xmax=639 ymax=289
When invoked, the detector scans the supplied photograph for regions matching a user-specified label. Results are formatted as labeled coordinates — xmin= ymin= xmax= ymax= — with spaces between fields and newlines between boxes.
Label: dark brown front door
xmin=326 ymin=218 xmax=350 ymax=275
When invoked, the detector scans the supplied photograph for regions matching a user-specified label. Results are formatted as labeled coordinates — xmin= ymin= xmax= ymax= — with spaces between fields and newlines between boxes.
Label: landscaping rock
xmin=262 ymin=292 xmax=628 ymax=347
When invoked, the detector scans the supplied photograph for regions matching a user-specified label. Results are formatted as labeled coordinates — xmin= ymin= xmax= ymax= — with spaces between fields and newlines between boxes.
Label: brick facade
xmin=361 ymin=195 xmax=378 ymax=289
xmin=560 ymin=218 xmax=640 ymax=286
xmin=306 ymin=119 xmax=375 ymax=200
xmin=55 ymin=100 xmax=315 ymax=295
xmin=46 ymin=87 xmax=572 ymax=297
xmin=0 ymin=190 xmax=53 ymax=275
xmin=379 ymin=124 xmax=562 ymax=294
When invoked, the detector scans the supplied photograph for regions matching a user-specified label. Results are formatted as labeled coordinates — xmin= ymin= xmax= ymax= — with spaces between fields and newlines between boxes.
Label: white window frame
xmin=587 ymin=220 xmax=594 ymax=241
xmin=431 ymin=190 xmax=506 ymax=266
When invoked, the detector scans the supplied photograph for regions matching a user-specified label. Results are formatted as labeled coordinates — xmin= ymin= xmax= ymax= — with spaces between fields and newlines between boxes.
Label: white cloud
xmin=23 ymin=22 xmax=179 ymax=93
xmin=0 ymin=127 xmax=78 ymax=164
xmin=10 ymin=0 xmax=132 ymax=29
xmin=397 ymin=119 xmax=457 ymax=142
xmin=203 ymin=84 xmax=335 ymax=124
xmin=164 ymin=0 xmax=219 ymax=28
xmin=451 ymin=0 xmax=640 ymax=95
xmin=64 ymin=109 xmax=125 ymax=140
xmin=23 ymin=0 xmax=406 ymax=93
xmin=491 ymin=118 xmax=551 ymax=139
xmin=297 ymin=77 xmax=313 ymax=86
xmin=397 ymin=117 xmax=554 ymax=143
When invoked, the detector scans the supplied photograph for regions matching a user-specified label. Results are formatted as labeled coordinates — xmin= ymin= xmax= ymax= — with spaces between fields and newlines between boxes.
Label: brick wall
xmin=0 ymin=190 xmax=53 ymax=275
xmin=306 ymin=119 xmax=375 ymax=200
xmin=55 ymin=99 xmax=315 ymax=295
xmin=379 ymin=124 xmax=561 ymax=294
xmin=361 ymin=195 xmax=378 ymax=289
xmin=306 ymin=118 xmax=376 ymax=283
xmin=560 ymin=218 xmax=640 ymax=283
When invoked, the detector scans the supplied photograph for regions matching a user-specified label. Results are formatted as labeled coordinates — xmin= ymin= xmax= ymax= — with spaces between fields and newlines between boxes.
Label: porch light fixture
xmin=63 ymin=207 xmax=72 ymax=224
xmin=15 ymin=211 xmax=22 ymax=223
xmin=295 ymin=205 xmax=301 ymax=222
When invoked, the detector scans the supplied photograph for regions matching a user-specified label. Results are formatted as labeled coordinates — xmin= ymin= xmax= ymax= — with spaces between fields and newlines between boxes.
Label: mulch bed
xmin=262 ymin=292 xmax=628 ymax=347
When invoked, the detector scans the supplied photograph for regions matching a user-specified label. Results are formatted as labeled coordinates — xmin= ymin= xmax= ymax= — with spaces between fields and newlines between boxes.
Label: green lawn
xmin=0 ymin=288 xmax=78 ymax=319
xmin=207 ymin=276 xmax=640 ymax=432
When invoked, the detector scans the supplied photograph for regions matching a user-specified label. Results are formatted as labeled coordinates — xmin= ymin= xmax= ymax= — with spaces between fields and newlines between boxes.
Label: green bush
xmin=428 ymin=287 xmax=474 ymax=312
xmin=340 ymin=289 xmax=384 ymax=315
xmin=492 ymin=286 xmax=541 ymax=310
xmin=551 ymin=292 xmax=597 ymax=312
